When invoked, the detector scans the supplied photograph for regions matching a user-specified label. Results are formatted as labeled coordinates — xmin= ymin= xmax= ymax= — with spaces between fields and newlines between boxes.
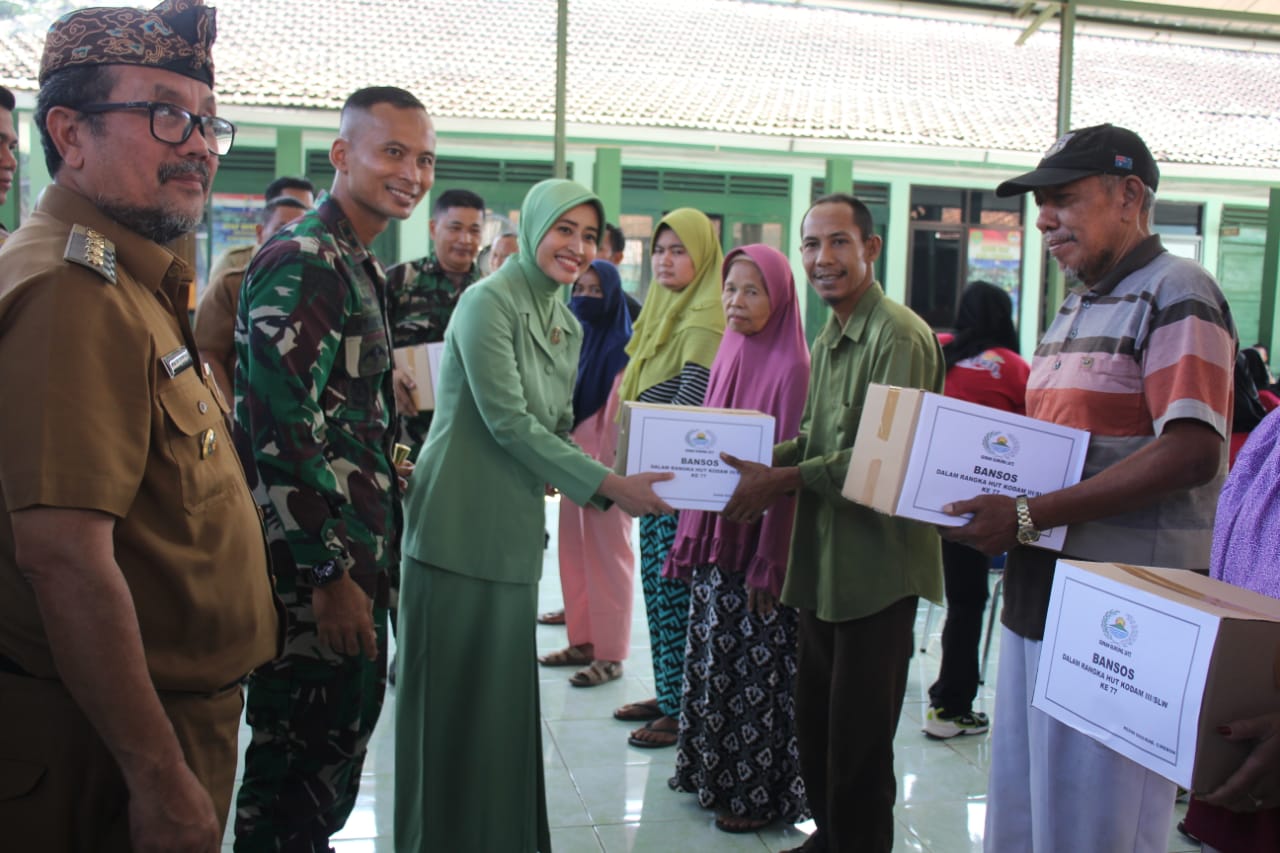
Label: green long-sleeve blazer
xmin=400 ymin=261 xmax=610 ymax=585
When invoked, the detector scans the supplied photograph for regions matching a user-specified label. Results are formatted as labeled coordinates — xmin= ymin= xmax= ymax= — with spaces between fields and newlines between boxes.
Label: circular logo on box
xmin=685 ymin=429 xmax=715 ymax=449
xmin=1101 ymin=609 xmax=1138 ymax=647
xmin=982 ymin=430 xmax=1019 ymax=458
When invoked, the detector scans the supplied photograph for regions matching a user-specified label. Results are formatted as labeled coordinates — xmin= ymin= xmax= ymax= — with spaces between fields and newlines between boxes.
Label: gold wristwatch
xmin=1015 ymin=495 xmax=1041 ymax=545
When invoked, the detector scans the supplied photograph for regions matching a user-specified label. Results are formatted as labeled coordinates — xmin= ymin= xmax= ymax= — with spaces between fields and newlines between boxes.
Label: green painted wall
xmin=10 ymin=104 xmax=1277 ymax=349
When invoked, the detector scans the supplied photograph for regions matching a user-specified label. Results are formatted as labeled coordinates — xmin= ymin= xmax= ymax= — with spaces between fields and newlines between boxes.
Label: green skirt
xmin=393 ymin=557 xmax=551 ymax=852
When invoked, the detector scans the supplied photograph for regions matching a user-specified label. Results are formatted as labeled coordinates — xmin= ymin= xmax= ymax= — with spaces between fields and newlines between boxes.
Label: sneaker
xmin=923 ymin=707 xmax=990 ymax=739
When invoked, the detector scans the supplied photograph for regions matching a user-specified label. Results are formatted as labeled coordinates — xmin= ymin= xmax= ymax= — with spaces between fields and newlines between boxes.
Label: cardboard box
xmin=616 ymin=402 xmax=775 ymax=512
xmin=1032 ymin=559 xmax=1280 ymax=791
xmin=393 ymin=342 xmax=445 ymax=412
xmin=841 ymin=383 xmax=1089 ymax=550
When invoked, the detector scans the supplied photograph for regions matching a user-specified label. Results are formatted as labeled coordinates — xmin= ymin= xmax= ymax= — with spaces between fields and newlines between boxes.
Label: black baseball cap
xmin=996 ymin=123 xmax=1159 ymax=197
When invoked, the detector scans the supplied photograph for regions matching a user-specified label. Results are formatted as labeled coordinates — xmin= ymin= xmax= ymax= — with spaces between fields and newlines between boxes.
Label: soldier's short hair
xmin=35 ymin=65 xmax=116 ymax=175
xmin=0 ymin=86 xmax=14 ymax=112
xmin=259 ymin=196 xmax=308 ymax=225
xmin=432 ymin=189 xmax=485 ymax=219
xmin=264 ymin=175 xmax=315 ymax=201
xmin=341 ymin=86 xmax=425 ymax=121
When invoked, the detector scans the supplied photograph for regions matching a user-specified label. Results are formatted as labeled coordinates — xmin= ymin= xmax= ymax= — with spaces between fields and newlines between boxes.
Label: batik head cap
xmin=39 ymin=0 xmax=216 ymax=87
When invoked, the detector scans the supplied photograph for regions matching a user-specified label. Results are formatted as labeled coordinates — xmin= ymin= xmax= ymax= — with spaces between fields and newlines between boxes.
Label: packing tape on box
xmin=1117 ymin=563 xmax=1280 ymax=688
xmin=877 ymin=387 xmax=900 ymax=441
xmin=862 ymin=458 xmax=882 ymax=506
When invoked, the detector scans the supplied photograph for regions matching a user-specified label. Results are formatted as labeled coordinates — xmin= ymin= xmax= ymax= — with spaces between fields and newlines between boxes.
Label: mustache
xmin=158 ymin=160 xmax=210 ymax=189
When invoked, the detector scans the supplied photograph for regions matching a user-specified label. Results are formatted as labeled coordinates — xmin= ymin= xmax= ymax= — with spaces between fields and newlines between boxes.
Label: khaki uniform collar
xmin=40 ymin=183 xmax=190 ymax=299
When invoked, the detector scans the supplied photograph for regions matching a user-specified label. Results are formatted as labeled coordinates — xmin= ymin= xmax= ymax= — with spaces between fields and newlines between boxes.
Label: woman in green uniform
xmin=393 ymin=179 xmax=671 ymax=852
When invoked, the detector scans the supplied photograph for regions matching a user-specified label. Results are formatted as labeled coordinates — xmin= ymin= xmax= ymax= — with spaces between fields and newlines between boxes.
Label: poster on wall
xmin=203 ymin=193 xmax=266 ymax=301
xmin=967 ymin=228 xmax=1022 ymax=317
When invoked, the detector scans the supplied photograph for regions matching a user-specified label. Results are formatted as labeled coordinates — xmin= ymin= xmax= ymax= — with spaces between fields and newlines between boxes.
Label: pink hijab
xmin=664 ymin=244 xmax=810 ymax=597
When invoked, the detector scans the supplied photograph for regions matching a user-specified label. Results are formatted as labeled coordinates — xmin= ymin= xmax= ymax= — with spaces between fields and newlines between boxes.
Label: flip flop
xmin=537 ymin=609 xmax=566 ymax=625
xmin=569 ymin=660 xmax=622 ymax=687
xmin=613 ymin=698 xmax=663 ymax=722
xmin=627 ymin=716 xmax=678 ymax=748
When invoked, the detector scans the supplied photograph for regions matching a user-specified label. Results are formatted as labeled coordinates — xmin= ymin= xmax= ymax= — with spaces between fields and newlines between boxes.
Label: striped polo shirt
xmin=1004 ymin=236 xmax=1236 ymax=640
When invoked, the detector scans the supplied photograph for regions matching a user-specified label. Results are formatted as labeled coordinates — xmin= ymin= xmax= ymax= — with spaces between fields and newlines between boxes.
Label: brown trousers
xmin=795 ymin=596 xmax=917 ymax=853
xmin=0 ymin=671 xmax=243 ymax=852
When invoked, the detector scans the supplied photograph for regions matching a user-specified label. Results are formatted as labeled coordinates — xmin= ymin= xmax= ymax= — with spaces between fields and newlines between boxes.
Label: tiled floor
xmin=221 ymin=498 xmax=1198 ymax=851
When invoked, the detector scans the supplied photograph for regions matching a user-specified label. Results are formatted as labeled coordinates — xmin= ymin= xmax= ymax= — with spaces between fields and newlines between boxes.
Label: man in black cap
xmin=942 ymin=124 xmax=1235 ymax=850
xmin=0 ymin=2 xmax=279 ymax=850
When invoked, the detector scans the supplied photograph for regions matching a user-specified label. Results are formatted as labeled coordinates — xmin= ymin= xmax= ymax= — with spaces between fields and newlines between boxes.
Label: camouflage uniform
xmin=386 ymin=253 xmax=480 ymax=458
xmin=232 ymin=191 xmax=398 ymax=852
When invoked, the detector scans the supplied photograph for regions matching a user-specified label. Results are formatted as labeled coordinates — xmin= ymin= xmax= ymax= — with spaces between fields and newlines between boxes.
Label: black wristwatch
xmin=306 ymin=557 xmax=346 ymax=587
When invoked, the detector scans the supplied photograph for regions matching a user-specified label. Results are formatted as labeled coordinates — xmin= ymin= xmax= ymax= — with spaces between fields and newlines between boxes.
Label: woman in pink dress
xmin=539 ymin=260 xmax=636 ymax=686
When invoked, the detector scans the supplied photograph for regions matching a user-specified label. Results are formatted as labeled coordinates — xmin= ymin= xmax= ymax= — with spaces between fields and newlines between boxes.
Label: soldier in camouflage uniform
xmin=232 ymin=86 xmax=436 ymax=852
xmin=196 ymin=176 xmax=314 ymax=406
xmin=387 ymin=187 xmax=485 ymax=458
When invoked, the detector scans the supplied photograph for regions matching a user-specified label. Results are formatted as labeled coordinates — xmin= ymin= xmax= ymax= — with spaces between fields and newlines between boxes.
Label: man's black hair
xmin=806 ymin=193 xmax=876 ymax=242
xmin=602 ymin=222 xmax=625 ymax=256
xmin=35 ymin=66 xmax=116 ymax=175
xmin=433 ymin=188 xmax=485 ymax=218
xmin=341 ymin=86 xmax=426 ymax=118
xmin=264 ymin=175 xmax=315 ymax=201
xmin=259 ymin=196 xmax=307 ymax=224
xmin=0 ymin=86 xmax=14 ymax=112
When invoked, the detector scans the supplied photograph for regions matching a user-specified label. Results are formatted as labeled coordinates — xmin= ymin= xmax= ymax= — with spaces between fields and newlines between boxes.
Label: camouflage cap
xmin=39 ymin=0 xmax=217 ymax=87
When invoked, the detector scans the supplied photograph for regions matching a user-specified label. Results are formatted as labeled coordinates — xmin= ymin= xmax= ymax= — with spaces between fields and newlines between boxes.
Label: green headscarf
xmin=619 ymin=208 xmax=725 ymax=402
xmin=504 ymin=178 xmax=605 ymax=327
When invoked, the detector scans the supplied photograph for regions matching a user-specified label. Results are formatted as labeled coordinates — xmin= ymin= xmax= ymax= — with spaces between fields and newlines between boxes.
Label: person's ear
xmin=45 ymin=106 xmax=88 ymax=171
xmin=329 ymin=136 xmax=348 ymax=174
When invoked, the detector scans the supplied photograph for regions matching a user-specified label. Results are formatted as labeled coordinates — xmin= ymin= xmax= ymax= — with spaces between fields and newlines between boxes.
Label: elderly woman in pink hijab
xmin=664 ymin=244 xmax=811 ymax=833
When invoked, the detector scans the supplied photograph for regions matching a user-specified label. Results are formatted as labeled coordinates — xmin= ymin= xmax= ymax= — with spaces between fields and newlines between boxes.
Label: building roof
xmin=2 ymin=0 xmax=1279 ymax=168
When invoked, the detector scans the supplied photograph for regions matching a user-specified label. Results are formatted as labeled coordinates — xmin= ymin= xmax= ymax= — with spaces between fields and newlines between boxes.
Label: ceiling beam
xmin=1078 ymin=0 xmax=1280 ymax=27
xmin=1016 ymin=3 xmax=1060 ymax=44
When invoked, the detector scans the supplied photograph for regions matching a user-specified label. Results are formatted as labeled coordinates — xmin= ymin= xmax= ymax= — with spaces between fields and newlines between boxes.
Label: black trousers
xmin=795 ymin=595 xmax=917 ymax=853
xmin=927 ymin=539 xmax=991 ymax=715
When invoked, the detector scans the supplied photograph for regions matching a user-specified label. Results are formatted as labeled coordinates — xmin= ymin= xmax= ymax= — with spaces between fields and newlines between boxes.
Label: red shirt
xmin=938 ymin=334 xmax=1029 ymax=415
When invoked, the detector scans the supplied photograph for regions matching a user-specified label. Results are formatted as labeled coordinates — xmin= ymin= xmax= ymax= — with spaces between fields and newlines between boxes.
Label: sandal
xmin=715 ymin=813 xmax=772 ymax=834
xmin=613 ymin=698 xmax=663 ymax=722
xmin=538 ymin=645 xmax=592 ymax=667
xmin=569 ymin=660 xmax=622 ymax=687
xmin=627 ymin=715 xmax=678 ymax=748
xmin=537 ymin=608 xmax=566 ymax=625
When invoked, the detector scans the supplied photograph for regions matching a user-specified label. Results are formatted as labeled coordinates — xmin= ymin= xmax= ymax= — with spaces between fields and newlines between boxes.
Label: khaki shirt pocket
xmin=158 ymin=372 xmax=238 ymax=511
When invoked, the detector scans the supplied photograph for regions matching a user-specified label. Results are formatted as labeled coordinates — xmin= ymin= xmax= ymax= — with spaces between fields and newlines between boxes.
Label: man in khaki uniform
xmin=195 ymin=175 xmax=314 ymax=404
xmin=0 ymin=2 xmax=279 ymax=851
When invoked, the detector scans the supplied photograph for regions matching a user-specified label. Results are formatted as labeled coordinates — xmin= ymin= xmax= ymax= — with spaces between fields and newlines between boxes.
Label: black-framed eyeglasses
xmin=77 ymin=101 xmax=236 ymax=156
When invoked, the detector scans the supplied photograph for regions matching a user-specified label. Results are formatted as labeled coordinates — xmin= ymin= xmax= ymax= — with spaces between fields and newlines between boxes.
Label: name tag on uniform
xmin=161 ymin=346 xmax=194 ymax=378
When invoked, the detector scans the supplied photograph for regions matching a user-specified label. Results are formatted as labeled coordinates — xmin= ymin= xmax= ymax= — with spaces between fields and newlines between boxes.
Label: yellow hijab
xmin=619 ymin=208 xmax=725 ymax=402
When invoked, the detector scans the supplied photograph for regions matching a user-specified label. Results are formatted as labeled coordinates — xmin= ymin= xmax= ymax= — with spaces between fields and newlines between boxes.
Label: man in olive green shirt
xmin=724 ymin=194 xmax=944 ymax=853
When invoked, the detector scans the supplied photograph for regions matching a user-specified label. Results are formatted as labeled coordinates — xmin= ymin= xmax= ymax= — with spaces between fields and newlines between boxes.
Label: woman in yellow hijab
xmin=613 ymin=208 xmax=725 ymax=747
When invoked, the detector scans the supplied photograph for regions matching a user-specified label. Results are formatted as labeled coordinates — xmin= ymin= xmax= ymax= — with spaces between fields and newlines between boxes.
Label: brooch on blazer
xmin=550 ymin=327 xmax=562 ymax=345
